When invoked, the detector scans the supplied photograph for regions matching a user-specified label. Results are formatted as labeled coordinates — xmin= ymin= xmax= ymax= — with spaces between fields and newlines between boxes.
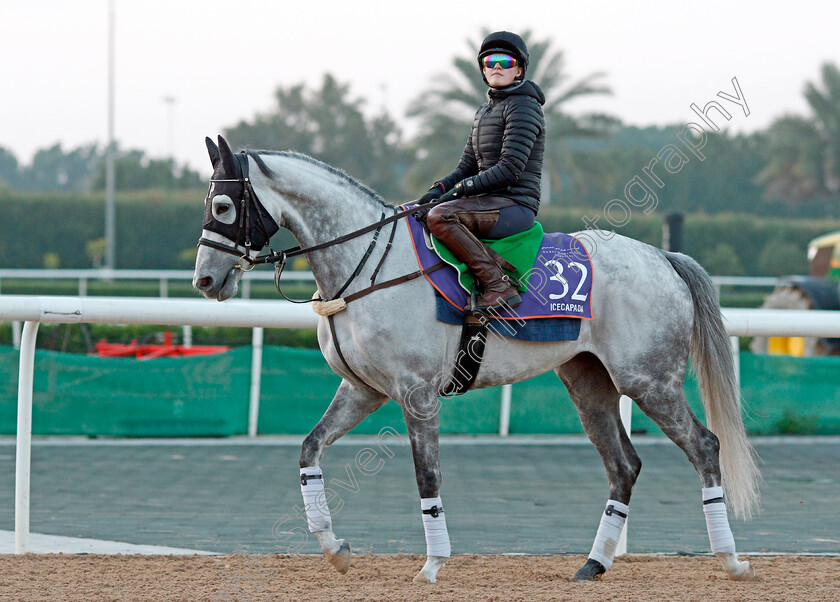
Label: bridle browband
xmin=197 ymin=151 xmax=436 ymax=303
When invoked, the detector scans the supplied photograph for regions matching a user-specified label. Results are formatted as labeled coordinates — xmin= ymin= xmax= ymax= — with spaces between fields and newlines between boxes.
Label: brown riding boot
xmin=427 ymin=212 xmax=522 ymax=312
xmin=474 ymin=262 xmax=522 ymax=311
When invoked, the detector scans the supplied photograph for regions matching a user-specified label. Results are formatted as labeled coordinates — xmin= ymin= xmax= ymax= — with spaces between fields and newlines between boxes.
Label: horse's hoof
xmin=325 ymin=541 xmax=351 ymax=574
xmin=572 ymin=558 xmax=606 ymax=582
xmin=717 ymin=553 xmax=756 ymax=581
xmin=412 ymin=555 xmax=446 ymax=584
xmin=728 ymin=560 xmax=756 ymax=581
xmin=412 ymin=571 xmax=434 ymax=584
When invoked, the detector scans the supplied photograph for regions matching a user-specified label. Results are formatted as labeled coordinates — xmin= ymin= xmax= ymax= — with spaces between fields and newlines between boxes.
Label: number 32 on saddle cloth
xmin=402 ymin=203 xmax=594 ymax=343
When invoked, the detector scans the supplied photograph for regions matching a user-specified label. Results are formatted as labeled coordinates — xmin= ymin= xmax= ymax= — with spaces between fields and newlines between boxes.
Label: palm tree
xmin=403 ymin=29 xmax=617 ymax=203
xmin=759 ymin=62 xmax=840 ymax=216
xmin=757 ymin=115 xmax=825 ymax=204
xmin=805 ymin=63 xmax=840 ymax=202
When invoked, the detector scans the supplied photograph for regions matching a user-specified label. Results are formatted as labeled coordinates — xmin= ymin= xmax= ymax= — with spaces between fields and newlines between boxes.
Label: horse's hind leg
xmin=556 ymin=353 xmax=642 ymax=581
xmin=299 ymin=379 xmax=388 ymax=574
xmin=630 ymin=383 xmax=754 ymax=580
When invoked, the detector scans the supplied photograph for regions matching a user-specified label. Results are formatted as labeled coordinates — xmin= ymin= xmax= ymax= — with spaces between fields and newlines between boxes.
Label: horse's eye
xmin=211 ymin=194 xmax=236 ymax=224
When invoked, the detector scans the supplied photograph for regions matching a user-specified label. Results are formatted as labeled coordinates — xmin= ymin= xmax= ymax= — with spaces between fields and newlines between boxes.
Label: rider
xmin=418 ymin=31 xmax=546 ymax=311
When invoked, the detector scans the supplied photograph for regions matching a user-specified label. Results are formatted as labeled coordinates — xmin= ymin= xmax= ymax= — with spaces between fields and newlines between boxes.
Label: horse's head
xmin=193 ymin=135 xmax=278 ymax=301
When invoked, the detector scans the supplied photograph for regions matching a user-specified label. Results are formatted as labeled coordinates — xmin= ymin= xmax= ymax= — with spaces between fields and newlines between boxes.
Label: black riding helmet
xmin=477 ymin=31 xmax=529 ymax=84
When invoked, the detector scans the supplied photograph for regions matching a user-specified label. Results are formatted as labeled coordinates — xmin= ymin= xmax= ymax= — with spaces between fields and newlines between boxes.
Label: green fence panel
xmin=508 ymin=371 xmax=581 ymax=434
xmin=256 ymin=346 xmax=503 ymax=435
xmin=739 ymin=352 xmax=840 ymax=434
xmin=503 ymin=369 xmax=704 ymax=436
xmin=0 ymin=346 xmax=250 ymax=436
xmin=257 ymin=346 xmax=363 ymax=433
xmin=2 ymin=345 xmax=840 ymax=436
xmin=619 ymin=353 xmax=840 ymax=436
xmin=438 ymin=387 xmax=503 ymax=434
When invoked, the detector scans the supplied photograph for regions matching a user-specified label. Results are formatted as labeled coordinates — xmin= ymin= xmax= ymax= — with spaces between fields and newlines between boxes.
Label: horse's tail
xmin=663 ymin=251 xmax=760 ymax=520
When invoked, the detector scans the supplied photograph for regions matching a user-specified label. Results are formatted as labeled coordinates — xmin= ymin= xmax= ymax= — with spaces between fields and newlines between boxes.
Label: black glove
xmin=437 ymin=180 xmax=469 ymax=203
xmin=417 ymin=182 xmax=445 ymax=205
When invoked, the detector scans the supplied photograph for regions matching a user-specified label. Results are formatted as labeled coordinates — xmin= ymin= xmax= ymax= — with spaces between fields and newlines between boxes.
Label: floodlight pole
xmin=163 ymin=96 xmax=177 ymax=200
xmin=104 ymin=0 xmax=116 ymax=271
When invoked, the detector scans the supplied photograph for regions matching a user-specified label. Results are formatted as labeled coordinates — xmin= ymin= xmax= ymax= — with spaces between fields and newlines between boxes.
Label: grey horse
xmin=194 ymin=136 xmax=759 ymax=584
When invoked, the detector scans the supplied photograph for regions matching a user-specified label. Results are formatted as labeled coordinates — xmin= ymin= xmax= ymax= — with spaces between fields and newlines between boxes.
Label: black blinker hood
xmin=202 ymin=151 xmax=279 ymax=251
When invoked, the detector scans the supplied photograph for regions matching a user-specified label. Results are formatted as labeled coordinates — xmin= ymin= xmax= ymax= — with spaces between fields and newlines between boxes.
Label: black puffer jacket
xmin=437 ymin=80 xmax=546 ymax=213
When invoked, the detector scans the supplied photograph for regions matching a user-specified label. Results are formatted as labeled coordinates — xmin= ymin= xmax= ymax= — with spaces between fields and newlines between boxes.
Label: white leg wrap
xmin=421 ymin=497 xmax=451 ymax=558
xmin=588 ymin=500 xmax=628 ymax=571
xmin=300 ymin=467 xmax=331 ymax=532
xmin=703 ymin=486 xmax=736 ymax=554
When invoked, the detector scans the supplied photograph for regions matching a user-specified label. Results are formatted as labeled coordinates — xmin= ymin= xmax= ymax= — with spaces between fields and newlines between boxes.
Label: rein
xmin=197 ymin=152 xmax=438 ymax=304
xmin=269 ymin=205 xmax=445 ymax=304
xmin=240 ymin=203 xmax=430 ymax=267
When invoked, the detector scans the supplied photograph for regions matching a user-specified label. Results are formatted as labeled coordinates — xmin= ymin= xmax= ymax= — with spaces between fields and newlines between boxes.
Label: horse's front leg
xmin=399 ymin=384 xmax=450 ymax=584
xmin=299 ymin=380 xmax=388 ymax=574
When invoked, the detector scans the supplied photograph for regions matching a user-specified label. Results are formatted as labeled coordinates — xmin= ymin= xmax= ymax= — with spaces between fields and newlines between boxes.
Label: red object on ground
xmin=94 ymin=331 xmax=229 ymax=359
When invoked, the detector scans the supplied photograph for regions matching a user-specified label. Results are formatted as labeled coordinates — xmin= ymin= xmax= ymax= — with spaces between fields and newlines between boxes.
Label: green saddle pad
xmin=430 ymin=221 xmax=544 ymax=293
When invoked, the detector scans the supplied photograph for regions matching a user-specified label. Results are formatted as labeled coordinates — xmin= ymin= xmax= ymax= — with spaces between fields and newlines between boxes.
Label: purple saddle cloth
xmin=404 ymin=210 xmax=594 ymax=342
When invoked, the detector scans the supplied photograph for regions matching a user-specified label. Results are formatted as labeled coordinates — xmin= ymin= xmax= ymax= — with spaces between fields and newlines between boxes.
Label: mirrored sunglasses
xmin=481 ymin=53 xmax=518 ymax=69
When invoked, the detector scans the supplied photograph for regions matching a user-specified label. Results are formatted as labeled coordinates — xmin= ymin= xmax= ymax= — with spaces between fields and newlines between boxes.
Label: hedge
xmin=1 ymin=189 xmax=837 ymax=276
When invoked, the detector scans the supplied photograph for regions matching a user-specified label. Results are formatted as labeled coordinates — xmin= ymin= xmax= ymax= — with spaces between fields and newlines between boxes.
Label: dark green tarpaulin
xmin=1 ymin=346 xmax=838 ymax=436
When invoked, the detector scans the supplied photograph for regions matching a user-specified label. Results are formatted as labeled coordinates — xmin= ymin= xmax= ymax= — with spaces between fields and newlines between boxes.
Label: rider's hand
xmin=437 ymin=180 xmax=467 ymax=203
xmin=417 ymin=182 xmax=445 ymax=205
xmin=414 ymin=204 xmax=434 ymax=225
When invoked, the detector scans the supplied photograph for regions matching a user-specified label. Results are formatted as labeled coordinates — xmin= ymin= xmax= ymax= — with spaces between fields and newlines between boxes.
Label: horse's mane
xmin=247 ymin=149 xmax=390 ymax=209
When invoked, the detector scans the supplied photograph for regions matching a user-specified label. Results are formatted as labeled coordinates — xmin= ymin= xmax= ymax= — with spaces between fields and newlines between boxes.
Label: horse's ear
xmin=217 ymin=135 xmax=238 ymax=176
xmin=205 ymin=137 xmax=220 ymax=169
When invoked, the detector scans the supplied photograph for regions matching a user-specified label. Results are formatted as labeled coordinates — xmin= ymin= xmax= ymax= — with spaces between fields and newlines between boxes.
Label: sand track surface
xmin=1 ymin=554 xmax=838 ymax=601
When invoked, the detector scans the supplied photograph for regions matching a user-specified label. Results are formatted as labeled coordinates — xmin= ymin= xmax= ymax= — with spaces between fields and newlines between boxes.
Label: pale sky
xmin=2 ymin=0 xmax=839 ymax=173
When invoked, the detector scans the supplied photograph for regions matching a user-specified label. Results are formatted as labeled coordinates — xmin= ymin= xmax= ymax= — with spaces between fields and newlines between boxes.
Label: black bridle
xmin=197 ymin=152 xmax=278 ymax=271
xmin=197 ymin=151 xmax=433 ymax=303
